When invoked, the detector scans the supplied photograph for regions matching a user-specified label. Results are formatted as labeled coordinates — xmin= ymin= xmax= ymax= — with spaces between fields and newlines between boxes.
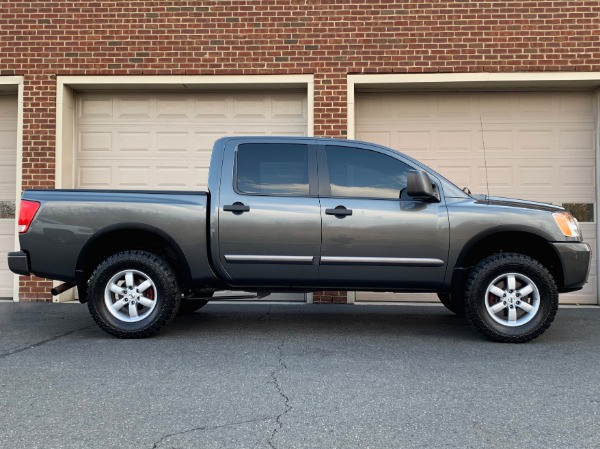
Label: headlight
xmin=552 ymin=212 xmax=581 ymax=238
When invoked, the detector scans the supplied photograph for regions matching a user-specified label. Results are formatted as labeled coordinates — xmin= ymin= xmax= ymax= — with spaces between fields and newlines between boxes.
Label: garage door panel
xmin=484 ymin=129 xmax=514 ymax=152
xmin=0 ymin=133 xmax=17 ymax=200
xmin=116 ymin=102 xmax=153 ymax=119
xmin=560 ymin=129 xmax=594 ymax=152
xmin=79 ymin=131 xmax=112 ymax=154
xmin=560 ymin=164 xmax=596 ymax=189
xmin=117 ymin=132 xmax=153 ymax=152
xmin=79 ymin=97 xmax=113 ymax=119
xmin=438 ymin=96 xmax=475 ymax=117
xmin=232 ymin=98 xmax=270 ymax=118
xmin=156 ymin=98 xmax=191 ymax=119
xmin=559 ymin=93 xmax=595 ymax=115
xmin=194 ymin=98 xmax=229 ymax=118
xmin=356 ymin=91 xmax=596 ymax=304
xmin=272 ymin=97 xmax=307 ymax=118
xmin=517 ymin=96 xmax=556 ymax=116
xmin=155 ymin=132 xmax=191 ymax=152
xmin=517 ymin=129 xmax=555 ymax=152
xmin=77 ymin=165 xmax=112 ymax=188
xmin=517 ymin=164 xmax=555 ymax=188
xmin=0 ymin=165 xmax=16 ymax=198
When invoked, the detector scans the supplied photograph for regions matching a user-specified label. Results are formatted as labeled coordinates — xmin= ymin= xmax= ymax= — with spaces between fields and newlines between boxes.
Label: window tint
xmin=325 ymin=146 xmax=412 ymax=199
xmin=236 ymin=143 xmax=310 ymax=196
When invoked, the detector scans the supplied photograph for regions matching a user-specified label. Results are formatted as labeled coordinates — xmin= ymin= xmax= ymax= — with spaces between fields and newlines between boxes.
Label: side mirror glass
xmin=407 ymin=170 xmax=437 ymax=201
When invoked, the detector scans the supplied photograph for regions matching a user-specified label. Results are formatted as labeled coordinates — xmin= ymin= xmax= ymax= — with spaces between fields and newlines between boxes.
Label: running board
xmin=190 ymin=291 xmax=271 ymax=301
xmin=209 ymin=295 xmax=267 ymax=301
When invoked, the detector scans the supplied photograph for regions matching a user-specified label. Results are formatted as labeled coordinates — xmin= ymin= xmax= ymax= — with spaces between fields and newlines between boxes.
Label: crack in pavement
xmin=0 ymin=326 xmax=92 ymax=359
xmin=151 ymin=327 xmax=290 ymax=449
xmin=151 ymin=416 xmax=273 ymax=448
xmin=268 ymin=339 xmax=292 ymax=449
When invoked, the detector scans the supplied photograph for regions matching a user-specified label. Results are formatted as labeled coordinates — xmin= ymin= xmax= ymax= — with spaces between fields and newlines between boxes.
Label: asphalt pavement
xmin=0 ymin=301 xmax=599 ymax=449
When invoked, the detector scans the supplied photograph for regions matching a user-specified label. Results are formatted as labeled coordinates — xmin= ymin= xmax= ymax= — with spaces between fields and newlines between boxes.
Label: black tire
xmin=437 ymin=292 xmax=465 ymax=316
xmin=464 ymin=253 xmax=558 ymax=343
xmin=177 ymin=298 xmax=209 ymax=315
xmin=87 ymin=250 xmax=181 ymax=338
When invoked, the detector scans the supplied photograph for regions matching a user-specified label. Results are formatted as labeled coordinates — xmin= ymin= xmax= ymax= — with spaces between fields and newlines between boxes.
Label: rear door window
xmin=236 ymin=143 xmax=310 ymax=196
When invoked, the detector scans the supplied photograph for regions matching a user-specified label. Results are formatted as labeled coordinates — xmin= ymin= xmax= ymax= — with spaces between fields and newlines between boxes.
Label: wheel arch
xmin=453 ymin=229 xmax=564 ymax=291
xmin=77 ymin=223 xmax=193 ymax=292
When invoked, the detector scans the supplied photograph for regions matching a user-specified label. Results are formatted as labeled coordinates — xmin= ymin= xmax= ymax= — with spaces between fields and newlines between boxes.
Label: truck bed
xmin=17 ymin=189 xmax=217 ymax=286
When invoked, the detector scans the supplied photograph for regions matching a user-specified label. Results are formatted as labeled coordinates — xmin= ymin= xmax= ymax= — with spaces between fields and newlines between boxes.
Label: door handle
xmin=223 ymin=202 xmax=250 ymax=213
xmin=325 ymin=206 xmax=352 ymax=217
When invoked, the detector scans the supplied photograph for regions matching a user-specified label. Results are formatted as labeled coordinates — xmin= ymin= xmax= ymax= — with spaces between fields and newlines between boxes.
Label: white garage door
xmin=355 ymin=91 xmax=596 ymax=304
xmin=75 ymin=90 xmax=308 ymax=302
xmin=76 ymin=91 xmax=308 ymax=189
xmin=0 ymin=95 xmax=17 ymax=299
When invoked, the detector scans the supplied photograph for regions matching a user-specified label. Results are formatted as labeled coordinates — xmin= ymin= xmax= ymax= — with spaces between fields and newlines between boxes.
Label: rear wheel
xmin=87 ymin=251 xmax=180 ymax=338
xmin=464 ymin=253 xmax=558 ymax=343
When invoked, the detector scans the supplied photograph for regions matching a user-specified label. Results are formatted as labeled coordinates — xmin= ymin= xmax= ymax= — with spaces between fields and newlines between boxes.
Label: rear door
xmin=317 ymin=141 xmax=450 ymax=289
xmin=216 ymin=138 xmax=321 ymax=286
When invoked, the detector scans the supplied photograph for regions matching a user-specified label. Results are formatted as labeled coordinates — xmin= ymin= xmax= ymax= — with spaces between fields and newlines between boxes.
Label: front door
xmin=216 ymin=139 xmax=321 ymax=287
xmin=318 ymin=142 xmax=449 ymax=290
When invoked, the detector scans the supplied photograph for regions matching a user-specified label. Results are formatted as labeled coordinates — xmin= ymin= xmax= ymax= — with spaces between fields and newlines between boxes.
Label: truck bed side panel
xmin=19 ymin=190 xmax=217 ymax=284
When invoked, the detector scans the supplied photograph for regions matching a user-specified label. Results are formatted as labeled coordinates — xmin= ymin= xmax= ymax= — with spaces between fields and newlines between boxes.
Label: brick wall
xmin=1 ymin=0 xmax=599 ymax=301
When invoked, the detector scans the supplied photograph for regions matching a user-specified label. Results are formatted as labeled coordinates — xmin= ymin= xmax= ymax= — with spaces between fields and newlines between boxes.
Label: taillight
xmin=18 ymin=200 xmax=41 ymax=233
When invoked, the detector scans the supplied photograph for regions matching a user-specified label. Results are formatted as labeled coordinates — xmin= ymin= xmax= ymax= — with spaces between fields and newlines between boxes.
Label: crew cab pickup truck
xmin=8 ymin=137 xmax=591 ymax=342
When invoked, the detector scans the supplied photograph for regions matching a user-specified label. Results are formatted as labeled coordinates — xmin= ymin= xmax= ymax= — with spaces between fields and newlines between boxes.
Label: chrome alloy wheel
xmin=484 ymin=273 xmax=540 ymax=327
xmin=104 ymin=269 xmax=157 ymax=323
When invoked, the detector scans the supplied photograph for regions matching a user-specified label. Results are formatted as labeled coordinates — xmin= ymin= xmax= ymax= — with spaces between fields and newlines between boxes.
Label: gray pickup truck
xmin=8 ymin=137 xmax=591 ymax=342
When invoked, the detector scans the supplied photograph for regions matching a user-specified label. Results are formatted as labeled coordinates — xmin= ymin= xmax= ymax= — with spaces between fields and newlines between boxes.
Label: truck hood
xmin=471 ymin=194 xmax=565 ymax=213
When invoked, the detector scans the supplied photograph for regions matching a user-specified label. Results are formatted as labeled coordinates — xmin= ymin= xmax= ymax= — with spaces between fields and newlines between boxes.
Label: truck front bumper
xmin=7 ymin=251 xmax=31 ymax=276
xmin=550 ymin=242 xmax=592 ymax=291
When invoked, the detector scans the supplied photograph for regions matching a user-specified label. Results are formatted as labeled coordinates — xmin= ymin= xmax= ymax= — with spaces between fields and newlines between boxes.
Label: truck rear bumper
xmin=7 ymin=251 xmax=31 ymax=276
xmin=550 ymin=242 xmax=591 ymax=291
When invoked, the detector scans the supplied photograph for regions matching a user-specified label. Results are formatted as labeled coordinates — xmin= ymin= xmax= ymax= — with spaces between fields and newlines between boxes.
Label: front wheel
xmin=464 ymin=253 xmax=558 ymax=343
xmin=87 ymin=251 xmax=181 ymax=338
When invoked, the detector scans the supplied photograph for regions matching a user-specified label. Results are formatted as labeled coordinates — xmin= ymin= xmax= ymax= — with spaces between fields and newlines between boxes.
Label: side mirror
xmin=407 ymin=170 xmax=437 ymax=201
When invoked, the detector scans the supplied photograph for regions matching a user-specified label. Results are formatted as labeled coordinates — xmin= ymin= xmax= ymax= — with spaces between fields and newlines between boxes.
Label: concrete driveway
xmin=0 ymin=301 xmax=599 ymax=449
